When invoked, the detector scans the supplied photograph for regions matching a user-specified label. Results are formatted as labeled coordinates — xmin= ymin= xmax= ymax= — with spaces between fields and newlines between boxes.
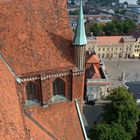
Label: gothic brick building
xmin=0 ymin=0 xmax=87 ymax=140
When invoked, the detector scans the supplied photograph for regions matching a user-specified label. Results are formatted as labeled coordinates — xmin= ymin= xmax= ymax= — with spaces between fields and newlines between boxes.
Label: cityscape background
xmin=120 ymin=0 xmax=137 ymax=4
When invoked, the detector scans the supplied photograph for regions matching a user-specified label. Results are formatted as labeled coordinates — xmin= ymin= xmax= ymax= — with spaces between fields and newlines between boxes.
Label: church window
xmin=26 ymin=82 xmax=40 ymax=102
xmin=53 ymin=78 xmax=65 ymax=96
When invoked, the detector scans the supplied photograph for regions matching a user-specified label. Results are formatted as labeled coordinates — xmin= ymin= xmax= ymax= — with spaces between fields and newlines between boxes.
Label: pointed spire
xmin=73 ymin=0 xmax=87 ymax=46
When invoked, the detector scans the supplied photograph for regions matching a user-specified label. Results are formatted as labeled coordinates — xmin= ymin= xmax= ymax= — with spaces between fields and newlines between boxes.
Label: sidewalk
xmin=95 ymin=100 xmax=111 ymax=105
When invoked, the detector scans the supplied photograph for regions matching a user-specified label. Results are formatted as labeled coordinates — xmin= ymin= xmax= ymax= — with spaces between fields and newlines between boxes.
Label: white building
xmin=85 ymin=54 xmax=110 ymax=101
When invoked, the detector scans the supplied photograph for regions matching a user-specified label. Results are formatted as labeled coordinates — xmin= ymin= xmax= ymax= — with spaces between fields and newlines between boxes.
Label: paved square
xmin=104 ymin=59 xmax=140 ymax=88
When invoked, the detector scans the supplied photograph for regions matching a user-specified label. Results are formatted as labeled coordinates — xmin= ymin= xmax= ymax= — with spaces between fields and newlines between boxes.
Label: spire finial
xmin=73 ymin=0 xmax=87 ymax=46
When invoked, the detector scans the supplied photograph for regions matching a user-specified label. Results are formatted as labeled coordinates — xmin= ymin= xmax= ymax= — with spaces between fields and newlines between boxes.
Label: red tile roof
xmin=0 ymin=0 xmax=74 ymax=76
xmin=24 ymin=114 xmax=52 ymax=140
xmin=87 ymin=54 xmax=100 ymax=64
xmin=86 ymin=54 xmax=101 ymax=79
xmin=0 ymin=59 xmax=27 ymax=140
xmin=92 ymin=65 xmax=101 ymax=79
xmin=25 ymin=102 xmax=84 ymax=140
xmin=96 ymin=36 xmax=123 ymax=45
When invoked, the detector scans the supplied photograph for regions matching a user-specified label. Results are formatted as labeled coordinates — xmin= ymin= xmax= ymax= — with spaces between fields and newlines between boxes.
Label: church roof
xmin=73 ymin=1 xmax=87 ymax=46
xmin=0 ymin=0 xmax=74 ymax=76
xmin=25 ymin=102 xmax=85 ymax=140
xmin=0 ymin=59 xmax=27 ymax=140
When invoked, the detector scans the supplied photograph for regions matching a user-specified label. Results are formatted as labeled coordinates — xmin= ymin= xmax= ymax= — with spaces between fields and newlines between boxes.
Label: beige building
xmin=133 ymin=38 xmax=140 ymax=58
xmin=87 ymin=36 xmax=140 ymax=59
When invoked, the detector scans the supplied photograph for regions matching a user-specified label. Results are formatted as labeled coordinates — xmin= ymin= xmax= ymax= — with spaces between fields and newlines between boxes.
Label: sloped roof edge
xmin=0 ymin=54 xmax=21 ymax=83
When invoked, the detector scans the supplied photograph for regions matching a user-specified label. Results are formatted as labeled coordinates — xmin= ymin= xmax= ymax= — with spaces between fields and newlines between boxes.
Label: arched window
xmin=26 ymin=82 xmax=40 ymax=102
xmin=53 ymin=78 xmax=65 ymax=96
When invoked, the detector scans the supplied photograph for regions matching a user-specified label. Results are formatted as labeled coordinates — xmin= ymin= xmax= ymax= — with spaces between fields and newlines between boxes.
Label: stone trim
xmin=20 ymin=72 xmax=71 ymax=83
xmin=40 ymin=72 xmax=71 ymax=80
xmin=73 ymin=70 xmax=84 ymax=76
xmin=0 ymin=53 xmax=85 ymax=83
xmin=20 ymin=70 xmax=85 ymax=83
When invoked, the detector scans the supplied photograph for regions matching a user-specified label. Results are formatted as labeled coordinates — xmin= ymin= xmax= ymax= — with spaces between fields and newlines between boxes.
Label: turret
xmin=73 ymin=0 xmax=87 ymax=70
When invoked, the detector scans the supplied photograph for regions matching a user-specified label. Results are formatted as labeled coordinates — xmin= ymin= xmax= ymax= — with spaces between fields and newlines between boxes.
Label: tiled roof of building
xmin=0 ymin=0 xmax=74 ymax=76
xmin=96 ymin=36 xmax=123 ymax=45
xmin=0 ymin=59 xmax=27 ymax=140
xmin=92 ymin=65 xmax=101 ymax=79
xmin=25 ymin=102 xmax=84 ymax=140
xmin=86 ymin=54 xmax=101 ymax=79
xmin=24 ymin=114 xmax=53 ymax=140
xmin=87 ymin=54 xmax=100 ymax=64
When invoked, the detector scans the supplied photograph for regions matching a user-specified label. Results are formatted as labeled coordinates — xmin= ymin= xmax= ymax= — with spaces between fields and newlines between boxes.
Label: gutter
xmin=0 ymin=54 xmax=21 ymax=83
xmin=75 ymin=99 xmax=89 ymax=140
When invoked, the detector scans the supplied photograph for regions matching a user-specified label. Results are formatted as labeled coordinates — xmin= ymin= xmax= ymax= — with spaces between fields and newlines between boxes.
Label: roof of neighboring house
xmin=0 ymin=59 xmax=27 ymax=140
xmin=0 ymin=0 xmax=74 ymax=76
xmin=87 ymin=54 xmax=100 ymax=64
xmin=86 ymin=54 xmax=101 ymax=79
xmin=96 ymin=36 xmax=123 ymax=45
xmin=92 ymin=65 xmax=101 ymax=79
xmin=25 ymin=102 xmax=84 ymax=140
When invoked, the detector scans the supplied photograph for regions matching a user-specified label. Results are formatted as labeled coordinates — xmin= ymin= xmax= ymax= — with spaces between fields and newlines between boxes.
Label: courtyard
xmin=104 ymin=58 xmax=140 ymax=88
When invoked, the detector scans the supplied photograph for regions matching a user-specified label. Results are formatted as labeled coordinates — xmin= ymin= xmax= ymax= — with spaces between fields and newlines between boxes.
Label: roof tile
xmin=25 ymin=102 xmax=84 ymax=140
xmin=0 ymin=0 xmax=74 ymax=76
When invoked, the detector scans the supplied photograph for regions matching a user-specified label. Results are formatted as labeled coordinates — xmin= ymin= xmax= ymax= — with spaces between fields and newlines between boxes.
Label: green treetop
xmin=89 ymin=87 xmax=140 ymax=140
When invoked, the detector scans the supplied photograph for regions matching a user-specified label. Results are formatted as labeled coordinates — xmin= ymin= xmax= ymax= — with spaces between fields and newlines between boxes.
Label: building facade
xmin=87 ymin=36 xmax=140 ymax=59
xmin=85 ymin=54 xmax=110 ymax=101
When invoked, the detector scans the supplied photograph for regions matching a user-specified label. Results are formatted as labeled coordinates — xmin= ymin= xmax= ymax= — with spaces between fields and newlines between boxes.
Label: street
xmin=83 ymin=103 xmax=104 ymax=135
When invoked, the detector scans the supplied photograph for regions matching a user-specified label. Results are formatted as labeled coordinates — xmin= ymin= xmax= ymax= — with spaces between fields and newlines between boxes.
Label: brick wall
xmin=72 ymin=72 xmax=85 ymax=110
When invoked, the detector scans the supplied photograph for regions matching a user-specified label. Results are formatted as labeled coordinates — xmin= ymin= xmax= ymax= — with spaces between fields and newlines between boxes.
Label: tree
xmin=71 ymin=0 xmax=75 ymax=5
xmin=90 ymin=87 xmax=140 ymax=140
xmin=103 ymin=21 xmax=118 ymax=35
xmin=69 ymin=10 xmax=79 ymax=15
xmin=137 ymin=0 xmax=140 ymax=5
xmin=103 ymin=87 xmax=140 ymax=137
xmin=123 ymin=19 xmax=136 ymax=34
xmin=86 ymin=19 xmax=136 ymax=36
xmin=90 ymin=123 xmax=131 ymax=140
xmin=90 ymin=23 xmax=104 ymax=36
